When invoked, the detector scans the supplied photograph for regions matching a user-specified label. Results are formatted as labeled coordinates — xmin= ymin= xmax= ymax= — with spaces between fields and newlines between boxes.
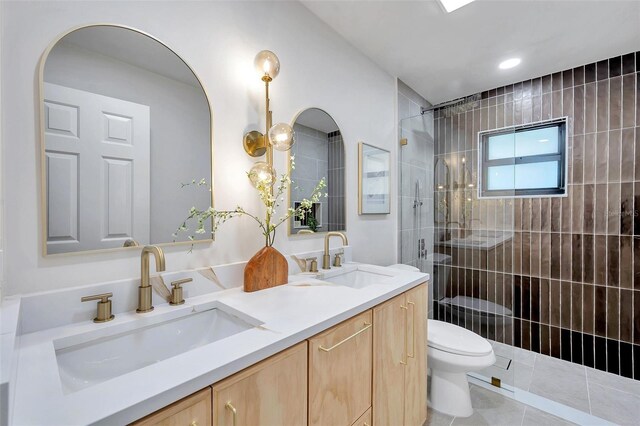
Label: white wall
xmin=0 ymin=0 xmax=4 ymax=302
xmin=0 ymin=0 xmax=4 ymax=300
xmin=44 ymin=43 xmax=211 ymax=245
xmin=1 ymin=1 xmax=397 ymax=295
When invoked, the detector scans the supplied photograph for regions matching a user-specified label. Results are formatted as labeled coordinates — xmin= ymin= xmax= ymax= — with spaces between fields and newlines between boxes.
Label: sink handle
xmin=305 ymin=257 xmax=318 ymax=273
xmin=170 ymin=278 xmax=193 ymax=305
xmin=81 ymin=292 xmax=114 ymax=323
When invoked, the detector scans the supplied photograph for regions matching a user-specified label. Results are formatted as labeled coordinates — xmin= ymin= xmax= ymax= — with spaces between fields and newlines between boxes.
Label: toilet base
xmin=429 ymin=370 xmax=473 ymax=417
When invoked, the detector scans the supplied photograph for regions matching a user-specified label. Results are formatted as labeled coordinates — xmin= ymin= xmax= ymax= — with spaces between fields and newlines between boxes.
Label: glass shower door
xmin=398 ymin=112 xmax=434 ymax=294
xmin=400 ymin=107 xmax=518 ymax=394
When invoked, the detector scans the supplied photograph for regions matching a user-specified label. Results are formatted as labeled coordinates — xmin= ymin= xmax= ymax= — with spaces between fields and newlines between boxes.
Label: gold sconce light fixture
xmin=243 ymin=50 xmax=295 ymax=186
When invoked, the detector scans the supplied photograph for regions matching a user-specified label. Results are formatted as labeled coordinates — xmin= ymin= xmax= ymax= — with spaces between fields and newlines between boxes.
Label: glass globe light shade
xmin=268 ymin=122 xmax=295 ymax=151
xmin=248 ymin=161 xmax=276 ymax=188
xmin=254 ymin=50 xmax=280 ymax=80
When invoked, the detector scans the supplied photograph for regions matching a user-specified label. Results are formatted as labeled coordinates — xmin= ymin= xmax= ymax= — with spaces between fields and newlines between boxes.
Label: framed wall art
xmin=358 ymin=142 xmax=390 ymax=214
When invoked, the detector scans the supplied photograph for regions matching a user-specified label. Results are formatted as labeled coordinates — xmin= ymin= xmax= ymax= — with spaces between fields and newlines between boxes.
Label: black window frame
xmin=479 ymin=118 xmax=567 ymax=198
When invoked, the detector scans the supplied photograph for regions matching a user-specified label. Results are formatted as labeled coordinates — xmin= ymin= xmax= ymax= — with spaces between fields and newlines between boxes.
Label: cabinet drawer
xmin=309 ymin=310 xmax=373 ymax=426
xmin=212 ymin=342 xmax=307 ymax=426
xmin=352 ymin=407 xmax=371 ymax=426
xmin=132 ymin=387 xmax=212 ymax=426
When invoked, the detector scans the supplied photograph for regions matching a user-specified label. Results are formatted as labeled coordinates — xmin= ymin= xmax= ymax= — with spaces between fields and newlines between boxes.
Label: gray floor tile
xmin=477 ymin=361 xmax=515 ymax=387
xmin=513 ymin=346 xmax=537 ymax=367
xmin=427 ymin=407 xmax=455 ymax=426
xmin=451 ymin=385 xmax=526 ymax=426
xmin=451 ymin=412 xmax=491 ymax=425
xmin=512 ymin=362 xmax=534 ymax=392
xmin=534 ymin=354 xmax=587 ymax=376
xmin=588 ymin=382 xmax=640 ymax=425
xmin=529 ymin=355 xmax=590 ymax=413
xmin=586 ymin=367 xmax=640 ymax=397
xmin=521 ymin=406 xmax=576 ymax=426
xmin=490 ymin=340 xmax=515 ymax=359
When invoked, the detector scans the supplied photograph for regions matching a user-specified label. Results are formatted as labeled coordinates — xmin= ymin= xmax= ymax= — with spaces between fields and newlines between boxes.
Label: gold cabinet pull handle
xmin=319 ymin=322 xmax=372 ymax=352
xmin=225 ymin=401 xmax=237 ymax=426
xmin=400 ymin=305 xmax=408 ymax=364
xmin=408 ymin=301 xmax=416 ymax=358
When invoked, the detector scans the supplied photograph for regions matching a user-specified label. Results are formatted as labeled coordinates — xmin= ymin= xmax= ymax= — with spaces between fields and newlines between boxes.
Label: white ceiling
xmin=302 ymin=0 xmax=640 ymax=105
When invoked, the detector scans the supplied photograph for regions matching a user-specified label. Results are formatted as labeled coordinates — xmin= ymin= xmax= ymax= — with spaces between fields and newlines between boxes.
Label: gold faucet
xmin=137 ymin=245 xmax=166 ymax=313
xmin=323 ymin=232 xmax=348 ymax=270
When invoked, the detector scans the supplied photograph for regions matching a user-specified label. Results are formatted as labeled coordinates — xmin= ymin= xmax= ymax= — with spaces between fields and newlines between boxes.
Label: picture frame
xmin=358 ymin=142 xmax=390 ymax=214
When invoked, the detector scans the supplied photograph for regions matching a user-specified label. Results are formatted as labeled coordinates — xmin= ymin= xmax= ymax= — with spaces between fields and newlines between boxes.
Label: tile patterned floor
xmin=471 ymin=341 xmax=640 ymax=425
xmin=426 ymin=384 xmax=575 ymax=426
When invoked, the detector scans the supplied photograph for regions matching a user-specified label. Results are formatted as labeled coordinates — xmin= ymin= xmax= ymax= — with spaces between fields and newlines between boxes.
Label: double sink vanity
xmin=5 ymin=246 xmax=429 ymax=425
xmin=0 ymin=22 xmax=430 ymax=426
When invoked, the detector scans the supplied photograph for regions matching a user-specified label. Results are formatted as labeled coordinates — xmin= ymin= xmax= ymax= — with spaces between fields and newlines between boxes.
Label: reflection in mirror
xmin=289 ymin=108 xmax=345 ymax=235
xmin=41 ymin=25 xmax=212 ymax=255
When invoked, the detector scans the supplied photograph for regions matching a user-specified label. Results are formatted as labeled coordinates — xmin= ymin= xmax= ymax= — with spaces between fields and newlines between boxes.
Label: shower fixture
xmin=421 ymin=93 xmax=482 ymax=118
xmin=413 ymin=180 xmax=423 ymax=209
xmin=413 ymin=180 xmax=427 ymax=260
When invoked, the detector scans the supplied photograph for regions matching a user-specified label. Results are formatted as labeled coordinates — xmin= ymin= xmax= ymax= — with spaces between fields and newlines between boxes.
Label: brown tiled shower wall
xmin=433 ymin=52 xmax=640 ymax=380
xmin=327 ymin=130 xmax=345 ymax=231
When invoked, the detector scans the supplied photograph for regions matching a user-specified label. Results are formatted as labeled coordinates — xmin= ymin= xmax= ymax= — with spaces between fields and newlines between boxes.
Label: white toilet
xmin=427 ymin=319 xmax=496 ymax=417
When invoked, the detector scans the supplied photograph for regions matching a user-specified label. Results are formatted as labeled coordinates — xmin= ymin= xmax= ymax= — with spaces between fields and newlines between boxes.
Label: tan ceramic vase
xmin=243 ymin=246 xmax=289 ymax=292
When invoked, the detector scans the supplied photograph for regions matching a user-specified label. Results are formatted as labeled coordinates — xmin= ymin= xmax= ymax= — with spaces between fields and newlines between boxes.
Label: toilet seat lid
xmin=427 ymin=320 xmax=493 ymax=357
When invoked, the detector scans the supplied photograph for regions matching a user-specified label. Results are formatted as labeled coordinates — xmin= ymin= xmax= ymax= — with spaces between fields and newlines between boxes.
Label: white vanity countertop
xmin=9 ymin=264 xmax=428 ymax=425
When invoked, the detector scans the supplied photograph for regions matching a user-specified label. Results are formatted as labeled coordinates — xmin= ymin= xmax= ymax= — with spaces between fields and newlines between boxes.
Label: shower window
xmin=478 ymin=118 xmax=567 ymax=198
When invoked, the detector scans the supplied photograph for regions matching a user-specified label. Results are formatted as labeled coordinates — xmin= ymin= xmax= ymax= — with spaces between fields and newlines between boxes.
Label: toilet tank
xmin=427 ymin=253 xmax=451 ymax=301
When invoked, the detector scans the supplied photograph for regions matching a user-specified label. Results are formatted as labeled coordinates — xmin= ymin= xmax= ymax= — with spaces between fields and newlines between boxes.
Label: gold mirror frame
xmin=38 ymin=23 xmax=214 ymax=256
xmin=287 ymin=107 xmax=346 ymax=237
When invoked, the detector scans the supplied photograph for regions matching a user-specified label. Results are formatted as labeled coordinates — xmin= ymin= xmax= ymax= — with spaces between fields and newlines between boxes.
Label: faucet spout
xmin=323 ymin=232 xmax=348 ymax=270
xmin=138 ymin=245 xmax=166 ymax=313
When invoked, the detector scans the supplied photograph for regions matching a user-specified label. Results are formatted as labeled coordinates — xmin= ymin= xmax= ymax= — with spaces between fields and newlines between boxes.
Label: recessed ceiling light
xmin=437 ymin=0 xmax=476 ymax=13
xmin=499 ymin=58 xmax=521 ymax=70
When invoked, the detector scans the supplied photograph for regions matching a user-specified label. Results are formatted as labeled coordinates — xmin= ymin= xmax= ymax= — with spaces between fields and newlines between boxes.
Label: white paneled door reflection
xmin=44 ymin=83 xmax=150 ymax=253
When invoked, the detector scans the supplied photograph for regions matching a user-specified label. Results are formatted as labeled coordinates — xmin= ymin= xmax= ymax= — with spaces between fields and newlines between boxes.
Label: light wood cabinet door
xmin=373 ymin=282 xmax=428 ymax=426
xmin=211 ymin=342 xmax=307 ymax=426
xmin=352 ymin=407 xmax=372 ymax=426
xmin=404 ymin=283 xmax=428 ymax=426
xmin=131 ymin=387 xmax=212 ymax=426
xmin=309 ymin=310 xmax=373 ymax=426
xmin=373 ymin=293 xmax=407 ymax=426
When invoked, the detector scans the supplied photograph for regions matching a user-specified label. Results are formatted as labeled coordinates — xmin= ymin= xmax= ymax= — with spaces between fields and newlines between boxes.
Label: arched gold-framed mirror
xmin=288 ymin=107 xmax=346 ymax=236
xmin=38 ymin=24 xmax=214 ymax=256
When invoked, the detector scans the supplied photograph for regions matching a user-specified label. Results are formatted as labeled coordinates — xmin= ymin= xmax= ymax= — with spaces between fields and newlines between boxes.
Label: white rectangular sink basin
xmin=317 ymin=264 xmax=399 ymax=289
xmin=55 ymin=305 xmax=256 ymax=393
